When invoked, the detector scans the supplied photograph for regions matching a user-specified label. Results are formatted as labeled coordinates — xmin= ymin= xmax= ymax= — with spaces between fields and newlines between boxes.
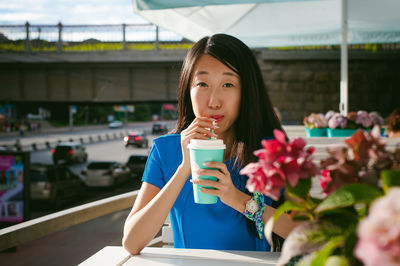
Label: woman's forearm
xmin=122 ymin=165 xmax=190 ymax=254
xmin=262 ymin=206 xmax=299 ymax=239
xmin=226 ymin=189 xmax=299 ymax=239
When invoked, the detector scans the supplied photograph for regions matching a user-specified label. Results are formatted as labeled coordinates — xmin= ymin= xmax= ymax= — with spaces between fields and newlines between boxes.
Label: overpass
xmin=1 ymin=22 xmax=399 ymax=122
xmin=1 ymin=48 xmax=399 ymax=124
xmin=0 ymin=50 xmax=188 ymax=103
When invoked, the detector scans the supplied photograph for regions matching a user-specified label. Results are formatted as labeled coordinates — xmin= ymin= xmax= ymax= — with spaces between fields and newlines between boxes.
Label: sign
xmin=70 ymin=105 xmax=77 ymax=114
xmin=0 ymin=151 xmax=30 ymax=228
xmin=113 ymin=105 xmax=135 ymax=112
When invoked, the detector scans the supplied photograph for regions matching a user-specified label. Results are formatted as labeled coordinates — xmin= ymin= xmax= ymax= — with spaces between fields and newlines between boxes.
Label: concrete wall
xmin=0 ymin=63 xmax=181 ymax=103
xmin=257 ymin=51 xmax=400 ymax=123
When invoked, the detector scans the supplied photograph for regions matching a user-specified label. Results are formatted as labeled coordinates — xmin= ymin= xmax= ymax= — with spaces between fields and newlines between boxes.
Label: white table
xmin=79 ymin=246 xmax=281 ymax=266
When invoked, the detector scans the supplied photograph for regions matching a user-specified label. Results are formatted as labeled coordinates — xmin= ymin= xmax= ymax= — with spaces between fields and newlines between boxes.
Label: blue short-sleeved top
xmin=142 ymin=134 xmax=272 ymax=251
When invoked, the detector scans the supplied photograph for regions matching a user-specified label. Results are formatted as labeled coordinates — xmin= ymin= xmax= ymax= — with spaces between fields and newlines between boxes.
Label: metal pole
xmin=57 ymin=22 xmax=63 ymax=52
xmin=122 ymin=23 xmax=127 ymax=50
xmin=155 ymin=26 xmax=159 ymax=51
xmin=69 ymin=105 xmax=73 ymax=131
xmin=340 ymin=0 xmax=348 ymax=115
xmin=25 ymin=21 xmax=31 ymax=52
xmin=38 ymin=27 xmax=42 ymax=51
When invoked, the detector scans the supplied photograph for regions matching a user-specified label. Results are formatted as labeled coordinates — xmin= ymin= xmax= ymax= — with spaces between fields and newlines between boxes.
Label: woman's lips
xmin=209 ymin=115 xmax=223 ymax=122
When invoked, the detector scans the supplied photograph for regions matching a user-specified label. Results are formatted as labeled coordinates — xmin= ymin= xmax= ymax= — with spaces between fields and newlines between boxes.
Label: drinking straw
xmin=211 ymin=120 xmax=217 ymax=140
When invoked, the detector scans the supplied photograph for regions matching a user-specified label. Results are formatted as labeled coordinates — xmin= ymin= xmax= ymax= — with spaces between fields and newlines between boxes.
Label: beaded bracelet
xmin=243 ymin=192 xmax=267 ymax=239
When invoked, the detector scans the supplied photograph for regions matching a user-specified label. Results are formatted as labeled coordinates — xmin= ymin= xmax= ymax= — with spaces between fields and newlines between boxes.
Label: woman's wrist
xmin=223 ymin=189 xmax=251 ymax=213
xmin=177 ymin=163 xmax=191 ymax=179
xmin=243 ymin=192 xmax=268 ymax=239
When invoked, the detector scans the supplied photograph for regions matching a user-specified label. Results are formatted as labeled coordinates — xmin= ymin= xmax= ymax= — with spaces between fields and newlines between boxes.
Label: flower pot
xmin=305 ymin=128 xmax=327 ymax=137
xmin=327 ymin=128 xmax=357 ymax=137
xmin=327 ymin=128 xmax=386 ymax=137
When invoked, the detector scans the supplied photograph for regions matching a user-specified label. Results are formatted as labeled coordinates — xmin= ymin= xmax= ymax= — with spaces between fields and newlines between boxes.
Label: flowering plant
xmin=240 ymin=127 xmax=400 ymax=265
xmin=326 ymin=110 xmax=384 ymax=130
xmin=303 ymin=113 xmax=328 ymax=129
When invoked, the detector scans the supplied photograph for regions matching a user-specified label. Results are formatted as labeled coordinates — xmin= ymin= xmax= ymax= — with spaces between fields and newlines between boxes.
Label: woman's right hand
xmin=180 ymin=117 xmax=217 ymax=174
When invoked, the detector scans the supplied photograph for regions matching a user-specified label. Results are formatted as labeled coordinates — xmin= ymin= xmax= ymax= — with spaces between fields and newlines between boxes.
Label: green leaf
xmin=381 ymin=169 xmax=400 ymax=193
xmin=356 ymin=203 xmax=368 ymax=218
xmin=325 ymin=256 xmax=349 ymax=266
xmin=277 ymin=221 xmax=342 ymax=266
xmin=292 ymin=215 xmax=311 ymax=221
xmin=310 ymin=236 xmax=344 ymax=266
xmin=265 ymin=200 xmax=304 ymax=247
xmin=318 ymin=208 xmax=358 ymax=229
xmin=272 ymin=200 xmax=304 ymax=222
xmin=342 ymin=226 xmax=362 ymax=265
xmin=315 ymin=183 xmax=382 ymax=213
xmin=286 ymin=178 xmax=312 ymax=200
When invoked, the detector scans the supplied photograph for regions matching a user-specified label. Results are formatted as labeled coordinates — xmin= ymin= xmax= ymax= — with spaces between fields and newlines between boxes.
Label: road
xmin=30 ymin=135 xmax=155 ymax=176
xmin=1 ymin=127 xmax=168 ymax=266
xmin=28 ymin=129 xmax=161 ymax=217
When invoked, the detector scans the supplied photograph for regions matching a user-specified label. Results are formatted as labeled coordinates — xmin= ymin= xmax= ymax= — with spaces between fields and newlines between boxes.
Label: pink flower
xmin=241 ymin=162 xmax=268 ymax=192
xmin=354 ymin=188 xmax=400 ymax=266
xmin=355 ymin=110 xmax=373 ymax=128
xmin=347 ymin=111 xmax=357 ymax=122
xmin=325 ymin=110 xmax=336 ymax=122
xmin=241 ymin=129 xmax=319 ymax=200
xmin=319 ymin=170 xmax=332 ymax=191
xmin=255 ymin=130 xmax=287 ymax=163
xmin=328 ymin=113 xmax=347 ymax=129
xmin=303 ymin=113 xmax=327 ymax=128
xmin=259 ymin=163 xmax=286 ymax=200
xmin=345 ymin=129 xmax=372 ymax=166
xmin=369 ymin=112 xmax=384 ymax=126
xmin=319 ymin=144 xmax=360 ymax=196
xmin=241 ymin=162 xmax=286 ymax=200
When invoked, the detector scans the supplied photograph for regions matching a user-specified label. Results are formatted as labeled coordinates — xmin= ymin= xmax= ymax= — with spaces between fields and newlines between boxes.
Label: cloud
xmin=0 ymin=0 xmax=148 ymax=25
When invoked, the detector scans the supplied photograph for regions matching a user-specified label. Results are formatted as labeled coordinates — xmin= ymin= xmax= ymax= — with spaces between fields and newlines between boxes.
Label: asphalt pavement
xmin=0 ymin=121 xmax=178 ymax=152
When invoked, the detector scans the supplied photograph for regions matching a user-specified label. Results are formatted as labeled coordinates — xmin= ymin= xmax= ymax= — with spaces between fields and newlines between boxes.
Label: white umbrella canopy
xmin=133 ymin=0 xmax=400 ymax=47
xmin=133 ymin=0 xmax=400 ymax=114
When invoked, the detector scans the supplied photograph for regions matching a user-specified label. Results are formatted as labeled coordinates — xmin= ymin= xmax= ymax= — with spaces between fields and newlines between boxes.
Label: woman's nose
xmin=207 ymin=89 xmax=221 ymax=109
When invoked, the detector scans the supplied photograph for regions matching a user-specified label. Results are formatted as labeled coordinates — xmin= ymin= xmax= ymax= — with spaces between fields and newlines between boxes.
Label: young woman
xmin=122 ymin=34 xmax=298 ymax=255
xmin=387 ymin=108 xmax=400 ymax=138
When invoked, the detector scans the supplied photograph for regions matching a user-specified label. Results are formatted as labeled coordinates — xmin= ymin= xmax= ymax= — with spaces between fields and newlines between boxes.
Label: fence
xmin=0 ymin=22 xmax=193 ymax=52
xmin=1 ymin=22 xmax=400 ymax=53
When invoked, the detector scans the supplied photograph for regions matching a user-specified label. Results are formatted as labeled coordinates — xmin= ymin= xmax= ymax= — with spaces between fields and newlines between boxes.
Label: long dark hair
xmin=175 ymin=33 xmax=284 ymax=167
xmin=388 ymin=107 xmax=400 ymax=132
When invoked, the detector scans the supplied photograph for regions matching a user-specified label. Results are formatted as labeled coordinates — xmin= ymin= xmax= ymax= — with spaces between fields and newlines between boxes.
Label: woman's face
xmin=190 ymin=54 xmax=241 ymax=137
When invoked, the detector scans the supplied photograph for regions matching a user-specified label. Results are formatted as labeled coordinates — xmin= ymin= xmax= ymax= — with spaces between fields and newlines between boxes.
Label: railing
xmin=0 ymin=22 xmax=193 ymax=52
xmin=2 ymin=23 xmax=399 ymax=53
xmin=0 ymin=191 xmax=139 ymax=251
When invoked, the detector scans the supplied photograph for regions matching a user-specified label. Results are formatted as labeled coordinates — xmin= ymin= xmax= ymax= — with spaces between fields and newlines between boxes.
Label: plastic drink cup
xmin=188 ymin=139 xmax=226 ymax=204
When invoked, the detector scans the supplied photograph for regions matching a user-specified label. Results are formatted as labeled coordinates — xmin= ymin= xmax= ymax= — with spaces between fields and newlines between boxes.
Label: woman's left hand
xmin=190 ymin=161 xmax=241 ymax=207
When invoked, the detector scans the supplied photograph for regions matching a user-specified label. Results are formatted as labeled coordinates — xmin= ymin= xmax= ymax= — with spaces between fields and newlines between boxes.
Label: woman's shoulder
xmin=153 ymin=133 xmax=181 ymax=150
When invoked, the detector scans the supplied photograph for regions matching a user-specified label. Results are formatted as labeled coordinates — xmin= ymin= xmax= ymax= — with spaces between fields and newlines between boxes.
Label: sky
xmin=0 ymin=0 xmax=148 ymax=25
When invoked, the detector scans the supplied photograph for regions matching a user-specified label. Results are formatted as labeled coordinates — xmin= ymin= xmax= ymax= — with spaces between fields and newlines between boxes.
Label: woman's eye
xmin=197 ymin=82 xmax=208 ymax=87
xmin=223 ymin=83 xmax=234 ymax=88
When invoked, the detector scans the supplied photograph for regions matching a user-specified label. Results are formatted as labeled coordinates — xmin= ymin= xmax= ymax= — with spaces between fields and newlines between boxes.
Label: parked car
xmin=152 ymin=122 xmax=168 ymax=135
xmin=82 ymin=161 xmax=130 ymax=187
xmin=109 ymin=120 xmax=123 ymax=129
xmin=123 ymin=132 xmax=149 ymax=148
xmin=126 ymin=155 xmax=148 ymax=177
xmin=52 ymin=142 xmax=88 ymax=164
xmin=30 ymin=164 xmax=86 ymax=209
